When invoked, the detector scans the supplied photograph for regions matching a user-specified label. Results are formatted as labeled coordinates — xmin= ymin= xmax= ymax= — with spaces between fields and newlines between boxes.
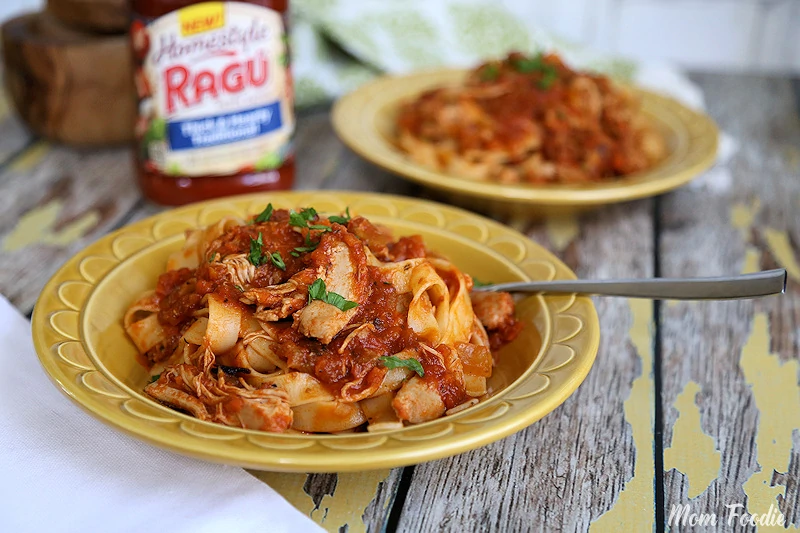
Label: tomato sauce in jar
xmin=130 ymin=0 xmax=293 ymax=205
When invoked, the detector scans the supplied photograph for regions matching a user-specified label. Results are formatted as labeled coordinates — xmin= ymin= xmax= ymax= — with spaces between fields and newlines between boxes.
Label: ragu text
xmin=164 ymin=52 xmax=269 ymax=114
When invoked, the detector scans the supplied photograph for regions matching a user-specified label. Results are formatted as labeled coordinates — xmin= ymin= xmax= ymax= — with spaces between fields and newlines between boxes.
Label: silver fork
xmin=473 ymin=269 xmax=787 ymax=300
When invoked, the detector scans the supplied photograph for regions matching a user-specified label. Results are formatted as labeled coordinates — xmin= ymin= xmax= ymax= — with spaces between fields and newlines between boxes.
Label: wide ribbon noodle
xmin=124 ymin=207 xmax=521 ymax=433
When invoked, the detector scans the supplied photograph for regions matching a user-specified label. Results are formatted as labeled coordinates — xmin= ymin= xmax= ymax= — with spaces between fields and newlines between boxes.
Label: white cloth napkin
xmin=0 ymin=295 xmax=322 ymax=533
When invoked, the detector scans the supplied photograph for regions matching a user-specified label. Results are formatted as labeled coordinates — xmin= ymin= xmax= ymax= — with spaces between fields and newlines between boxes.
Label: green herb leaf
xmin=379 ymin=356 xmax=425 ymax=377
xmin=289 ymin=207 xmax=319 ymax=229
xmin=300 ymin=234 xmax=319 ymax=252
xmin=510 ymin=53 xmax=558 ymax=90
xmin=289 ymin=211 xmax=306 ymax=228
xmin=511 ymin=57 xmax=541 ymax=73
xmin=479 ymin=64 xmax=499 ymax=81
xmin=308 ymin=224 xmax=331 ymax=232
xmin=293 ymin=244 xmax=318 ymax=253
xmin=254 ymin=203 xmax=274 ymax=223
xmin=471 ymin=277 xmax=492 ymax=287
xmin=234 ymin=284 xmax=244 ymax=292
xmin=248 ymin=233 xmax=265 ymax=266
xmin=269 ymin=251 xmax=286 ymax=270
xmin=325 ymin=291 xmax=358 ymax=311
xmin=327 ymin=207 xmax=352 ymax=225
xmin=290 ymin=251 xmax=300 ymax=258
xmin=307 ymin=278 xmax=358 ymax=311
xmin=148 ymin=373 xmax=161 ymax=384
xmin=207 ymin=253 xmax=216 ymax=263
xmin=308 ymin=278 xmax=327 ymax=302
xmin=538 ymin=68 xmax=558 ymax=90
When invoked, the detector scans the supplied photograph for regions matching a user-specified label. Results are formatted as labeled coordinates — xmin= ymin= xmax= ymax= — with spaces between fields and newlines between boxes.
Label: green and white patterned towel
xmin=290 ymin=0 xmax=705 ymax=109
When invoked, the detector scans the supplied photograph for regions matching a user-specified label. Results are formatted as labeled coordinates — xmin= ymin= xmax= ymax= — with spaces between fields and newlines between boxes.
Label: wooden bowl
xmin=1 ymin=13 xmax=136 ymax=146
xmin=46 ymin=0 xmax=129 ymax=34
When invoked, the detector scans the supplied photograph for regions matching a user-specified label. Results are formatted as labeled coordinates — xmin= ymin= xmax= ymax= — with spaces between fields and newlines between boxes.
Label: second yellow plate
xmin=332 ymin=69 xmax=719 ymax=216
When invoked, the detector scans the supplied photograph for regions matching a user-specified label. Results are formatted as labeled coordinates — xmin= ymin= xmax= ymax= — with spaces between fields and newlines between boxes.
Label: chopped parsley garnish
xmin=288 ymin=207 xmax=332 ymax=232
xmin=510 ymin=53 xmax=558 ymax=89
xmin=268 ymin=251 xmax=286 ymax=270
xmin=248 ymin=232 xmax=285 ymax=270
xmin=234 ymin=284 xmax=244 ymax=292
xmin=289 ymin=207 xmax=318 ymax=228
xmin=538 ymin=68 xmax=558 ymax=90
xmin=291 ymin=235 xmax=319 ymax=257
xmin=379 ymin=356 xmax=425 ymax=377
xmin=207 ymin=252 xmax=216 ymax=263
xmin=254 ymin=203 xmax=274 ymax=223
xmin=479 ymin=63 xmax=500 ymax=81
xmin=295 ymin=243 xmax=318 ymax=253
xmin=249 ymin=232 xmax=265 ymax=265
xmin=308 ymin=224 xmax=332 ymax=232
xmin=328 ymin=207 xmax=352 ymax=225
xmin=307 ymin=278 xmax=358 ymax=311
xmin=510 ymin=53 xmax=545 ymax=73
xmin=148 ymin=373 xmax=161 ymax=384
xmin=472 ymin=277 xmax=492 ymax=287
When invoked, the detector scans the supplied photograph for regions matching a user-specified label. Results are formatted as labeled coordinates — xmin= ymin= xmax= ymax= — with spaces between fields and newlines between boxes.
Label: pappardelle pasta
xmin=396 ymin=52 xmax=666 ymax=185
xmin=124 ymin=206 xmax=521 ymax=433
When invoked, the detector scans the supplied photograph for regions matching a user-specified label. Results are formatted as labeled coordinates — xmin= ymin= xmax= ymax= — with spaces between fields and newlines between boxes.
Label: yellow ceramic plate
xmin=32 ymin=192 xmax=599 ymax=472
xmin=332 ymin=70 xmax=719 ymax=215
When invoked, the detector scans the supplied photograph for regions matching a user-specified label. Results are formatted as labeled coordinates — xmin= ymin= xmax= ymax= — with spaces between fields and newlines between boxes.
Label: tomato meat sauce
xmin=150 ymin=209 xmax=521 ymax=409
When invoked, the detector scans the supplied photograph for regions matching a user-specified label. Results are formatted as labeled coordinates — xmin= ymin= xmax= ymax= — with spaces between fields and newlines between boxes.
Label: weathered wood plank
xmin=397 ymin=202 xmax=657 ymax=532
xmin=0 ymin=85 xmax=34 ymax=166
xmin=324 ymin=147 xmax=421 ymax=197
xmin=293 ymin=110 xmax=349 ymax=191
xmin=0 ymin=143 xmax=139 ymax=312
xmin=660 ymin=74 xmax=800 ymax=530
xmin=249 ymin=469 xmax=403 ymax=533
xmin=0 ymin=109 xmax=343 ymax=313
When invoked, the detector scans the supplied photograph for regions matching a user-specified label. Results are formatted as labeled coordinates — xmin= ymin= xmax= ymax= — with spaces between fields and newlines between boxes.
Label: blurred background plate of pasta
xmin=332 ymin=69 xmax=719 ymax=217
xmin=31 ymin=191 xmax=599 ymax=472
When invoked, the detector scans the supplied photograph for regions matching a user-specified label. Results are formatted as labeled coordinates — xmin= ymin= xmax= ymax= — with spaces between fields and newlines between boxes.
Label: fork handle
xmin=475 ymin=269 xmax=787 ymax=300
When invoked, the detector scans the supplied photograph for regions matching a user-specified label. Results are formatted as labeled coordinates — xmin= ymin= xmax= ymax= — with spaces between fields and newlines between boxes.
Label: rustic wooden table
xmin=1 ymin=73 xmax=798 ymax=532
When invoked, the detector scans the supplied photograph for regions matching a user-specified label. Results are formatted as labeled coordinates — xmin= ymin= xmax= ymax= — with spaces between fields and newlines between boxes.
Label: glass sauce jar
xmin=130 ymin=0 xmax=293 ymax=205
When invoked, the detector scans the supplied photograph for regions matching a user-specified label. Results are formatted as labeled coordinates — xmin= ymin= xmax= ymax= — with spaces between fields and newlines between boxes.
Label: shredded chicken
xmin=244 ymin=269 xmax=316 ymax=322
xmin=220 ymin=253 xmax=256 ymax=287
xmin=294 ymin=229 xmax=370 ymax=343
xmin=469 ymin=291 xmax=515 ymax=330
xmin=469 ymin=291 xmax=523 ymax=351
xmin=145 ymin=362 xmax=293 ymax=431
xmin=392 ymin=376 xmax=446 ymax=424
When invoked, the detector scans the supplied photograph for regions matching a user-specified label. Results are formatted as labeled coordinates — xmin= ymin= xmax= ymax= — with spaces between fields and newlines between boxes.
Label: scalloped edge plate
xmin=332 ymin=69 xmax=719 ymax=211
xmin=31 ymin=192 xmax=600 ymax=472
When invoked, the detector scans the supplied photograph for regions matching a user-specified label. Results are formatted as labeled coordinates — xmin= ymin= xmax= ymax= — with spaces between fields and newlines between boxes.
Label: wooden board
xmin=659 ymin=74 xmax=800 ymax=530
xmin=0 ymin=143 xmax=140 ymax=313
xmin=1 ymin=13 xmax=135 ymax=146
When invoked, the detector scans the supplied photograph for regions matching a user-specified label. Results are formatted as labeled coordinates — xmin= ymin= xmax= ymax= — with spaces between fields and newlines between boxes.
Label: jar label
xmin=132 ymin=2 xmax=294 ymax=177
